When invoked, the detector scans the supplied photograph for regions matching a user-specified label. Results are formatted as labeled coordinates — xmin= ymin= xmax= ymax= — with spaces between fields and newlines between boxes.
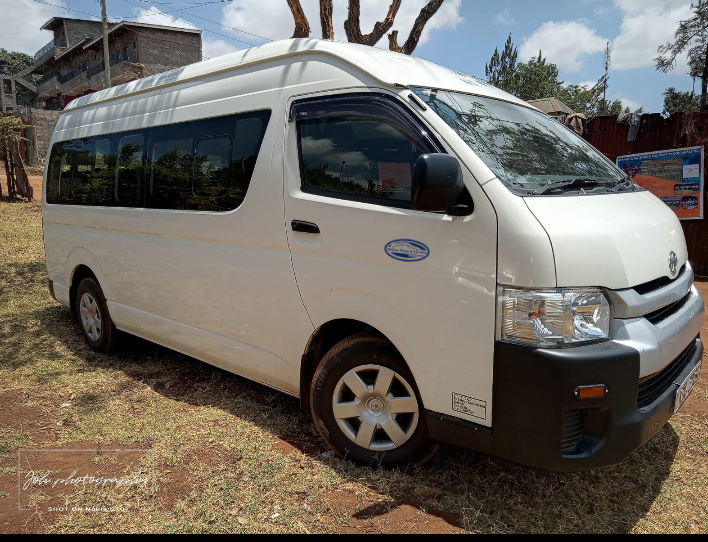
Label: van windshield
xmin=411 ymin=88 xmax=629 ymax=195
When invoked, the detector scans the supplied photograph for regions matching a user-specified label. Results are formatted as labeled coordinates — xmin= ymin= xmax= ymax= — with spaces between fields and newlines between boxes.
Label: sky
xmin=0 ymin=0 xmax=699 ymax=114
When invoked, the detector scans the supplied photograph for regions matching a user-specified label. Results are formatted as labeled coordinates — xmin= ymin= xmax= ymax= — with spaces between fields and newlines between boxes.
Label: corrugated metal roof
xmin=527 ymin=97 xmax=575 ymax=115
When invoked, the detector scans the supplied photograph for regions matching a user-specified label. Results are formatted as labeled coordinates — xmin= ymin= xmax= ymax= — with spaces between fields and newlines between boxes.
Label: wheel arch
xmin=299 ymin=318 xmax=409 ymax=408
xmin=68 ymin=264 xmax=97 ymax=324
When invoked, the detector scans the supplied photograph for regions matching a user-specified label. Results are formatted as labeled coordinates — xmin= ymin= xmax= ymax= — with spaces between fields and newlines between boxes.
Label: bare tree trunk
xmin=287 ymin=0 xmax=311 ymax=38
xmin=11 ymin=136 xmax=33 ymax=201
xmin=388 ymin=0 xmax=444 ymax=55
xmin=344 ymin=0 xmax=401 ymax=47
xmin=320 ymin=0 xmax=334 ymax=40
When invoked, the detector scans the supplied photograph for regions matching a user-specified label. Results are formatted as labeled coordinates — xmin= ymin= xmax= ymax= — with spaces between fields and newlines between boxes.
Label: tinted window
xmin=115 ymin=134 xmax=144 ymax=207
xmin=149 ymin=137 xmax=194 ymax=210
xmin=298 ymin=116 xmax=426 ymax=205
xmin=194 ymin=136 xmax=231 ymax=197
xmin=45 ymin=109 xmax=270 ymax=211
xmin=147 ymin=110 xmax=270 ymax=212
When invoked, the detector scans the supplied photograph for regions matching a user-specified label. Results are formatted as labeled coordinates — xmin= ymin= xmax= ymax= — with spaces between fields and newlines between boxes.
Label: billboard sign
xmin=617 ymin=146 xmax=703 ymax=220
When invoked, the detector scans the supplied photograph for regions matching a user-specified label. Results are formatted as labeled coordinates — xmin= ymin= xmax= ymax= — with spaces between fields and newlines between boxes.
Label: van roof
xmin=65 ymin=38 xmax=532 ymax=112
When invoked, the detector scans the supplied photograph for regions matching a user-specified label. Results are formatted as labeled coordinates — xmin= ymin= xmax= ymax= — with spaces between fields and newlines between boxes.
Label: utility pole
xmin=101 ymin=0 xmax=111 ymax=89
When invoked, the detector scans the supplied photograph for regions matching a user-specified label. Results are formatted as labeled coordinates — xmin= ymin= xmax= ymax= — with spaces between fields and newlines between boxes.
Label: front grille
xmin=644 ymin=292 xmax=691 ymax=325
xmin=637 ymin=339 xmax=697 ymax=409
xmin=633 ymin=264 xmax=686 ymax=295
xmin=561 ymin=409 xmax=585 ymax=455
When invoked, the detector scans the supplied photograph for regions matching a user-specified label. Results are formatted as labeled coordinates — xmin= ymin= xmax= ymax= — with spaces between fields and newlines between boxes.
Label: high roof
xmin=65 ymin=38 xmax=535 ymax=112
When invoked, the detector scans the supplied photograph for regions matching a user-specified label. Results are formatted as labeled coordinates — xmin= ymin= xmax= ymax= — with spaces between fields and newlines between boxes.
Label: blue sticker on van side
xmin=385 ymin=239 xmax=430 ymax=262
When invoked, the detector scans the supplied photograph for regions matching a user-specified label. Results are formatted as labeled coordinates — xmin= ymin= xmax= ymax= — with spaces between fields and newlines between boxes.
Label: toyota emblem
xmin=668 ymin=251 xmax=678 ymax=276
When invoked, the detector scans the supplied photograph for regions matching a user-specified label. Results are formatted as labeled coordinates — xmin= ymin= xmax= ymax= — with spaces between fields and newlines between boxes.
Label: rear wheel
xmin=310 ymin=334 xmax=437 ymax=467
xmin=75 ymin=277 xmax=116 ymax=353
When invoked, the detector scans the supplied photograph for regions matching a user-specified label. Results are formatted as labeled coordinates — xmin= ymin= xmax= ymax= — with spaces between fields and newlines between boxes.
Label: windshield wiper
xmin=609 ymin=175 xmax=640 ymax=192
xmin=532 ymin=178 xmax=599 ymax=195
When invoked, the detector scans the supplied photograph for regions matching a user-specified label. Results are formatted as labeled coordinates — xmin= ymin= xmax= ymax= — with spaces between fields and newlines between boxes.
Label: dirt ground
xmin=0 ymin=170 xmax=43 ymax=201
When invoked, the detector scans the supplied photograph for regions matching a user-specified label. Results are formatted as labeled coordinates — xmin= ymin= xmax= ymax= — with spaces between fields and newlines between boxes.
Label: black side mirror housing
xmin=411 ymin=154 xmax=471 ymax=215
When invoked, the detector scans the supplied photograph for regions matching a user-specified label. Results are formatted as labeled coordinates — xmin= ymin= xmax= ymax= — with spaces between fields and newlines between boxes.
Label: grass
xmin=1 ymin=199 xmax=707 ymax=533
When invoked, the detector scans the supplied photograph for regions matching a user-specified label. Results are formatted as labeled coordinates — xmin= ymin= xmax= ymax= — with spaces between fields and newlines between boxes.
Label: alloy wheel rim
xmin=79 ymin=292 xmax=102 ymax=342
xmin=332 ymin=364 xmax=419 ymax=451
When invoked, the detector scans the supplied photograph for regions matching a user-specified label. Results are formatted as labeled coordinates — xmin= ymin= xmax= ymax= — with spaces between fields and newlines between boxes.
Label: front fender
xmin=305 ymin=288 xmax=432 ymax=405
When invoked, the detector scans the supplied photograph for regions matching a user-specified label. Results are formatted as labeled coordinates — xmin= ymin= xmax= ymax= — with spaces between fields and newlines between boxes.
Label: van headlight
xmin=497 ymin=287 xmax=612 ymax=347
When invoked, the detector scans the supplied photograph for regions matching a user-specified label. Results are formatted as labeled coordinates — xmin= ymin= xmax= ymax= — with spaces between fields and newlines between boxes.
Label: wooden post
xmin=11 ymin=136 xmax=32 ymax=201
xmin=3 ymin=142 xmax=16 ymax=199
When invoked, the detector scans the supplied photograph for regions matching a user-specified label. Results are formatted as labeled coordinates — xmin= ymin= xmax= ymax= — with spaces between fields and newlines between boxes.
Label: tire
xmin=75 ymin=277 xmax=116 ymax=353
xmin=310 ymin=333 xmax=437 ymax=467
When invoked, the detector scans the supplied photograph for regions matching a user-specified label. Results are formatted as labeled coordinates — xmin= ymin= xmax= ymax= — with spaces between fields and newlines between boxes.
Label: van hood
xmin=524 ymin=191 xmax=688 ymax=290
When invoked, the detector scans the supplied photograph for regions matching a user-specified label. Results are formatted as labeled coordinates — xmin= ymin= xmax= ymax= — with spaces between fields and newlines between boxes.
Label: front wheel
xmin=310 ymin=334 xmax=437 ymax=467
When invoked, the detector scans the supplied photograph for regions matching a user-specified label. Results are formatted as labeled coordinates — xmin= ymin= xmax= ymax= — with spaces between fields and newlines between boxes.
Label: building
xmin=1 ymin=70 xmax=17 ymax=112
xmin=30 ymin=17 xmax=202 ymax=110
xmin=527 ymin=97 xmax=575 ymax=124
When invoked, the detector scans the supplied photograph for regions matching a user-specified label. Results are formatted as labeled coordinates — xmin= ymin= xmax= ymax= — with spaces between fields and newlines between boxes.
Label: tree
xmin=655 ymin=0 xmax=708 ymax=109
xmin=557 ymin=78 xmax=605 ymax=116
xmin=0 ymin=49 xmax=38 ymax=104
xmin=516 ymin=51 xmax=564 ymax=101
xmin=485 ymin=34 xmax=519 ymax=94
xmin=286 ymin=0 xmax=444 ymax=55
xmin=662 ymin=87 xmax=701 ymax=115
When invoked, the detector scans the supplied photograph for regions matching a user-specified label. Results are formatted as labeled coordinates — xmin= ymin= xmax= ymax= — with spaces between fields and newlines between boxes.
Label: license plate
xmin=674 ymin=360 xmax=702 ymax=413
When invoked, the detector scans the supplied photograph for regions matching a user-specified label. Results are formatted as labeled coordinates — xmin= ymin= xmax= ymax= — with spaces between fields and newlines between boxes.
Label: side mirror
xmin=411 ymin=154 xmax=471 ymax=215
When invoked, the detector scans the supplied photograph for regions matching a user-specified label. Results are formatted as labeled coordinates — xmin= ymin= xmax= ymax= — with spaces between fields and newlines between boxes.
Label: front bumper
xmin=427 ymin=336 xmax=702 ymax=472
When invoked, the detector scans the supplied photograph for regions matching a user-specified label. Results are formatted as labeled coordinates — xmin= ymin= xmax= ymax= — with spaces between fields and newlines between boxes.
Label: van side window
xmin=115 ymin=134 xmax=145 ymax=207
xmin=45 ymin=109 xmax=271 ymax=211
xmin=91 ymin=138 xmax=114 ymax=205
xmin=46 ymin=143 xmax=65 ymax=204
xmin=230 ymin=114 xmax=269 ymax=205
xmin=147 ymin=110 xmax=271 ymax=212
xmin=149 ymin=137 xmax=194 ymax=210
xmin=297 ymin=116 xmax=427 ymax=206
xmin=194 ymin=136 xmax=231 ymax=199
xmin=65 ymin=138 xmax=94 ymax=204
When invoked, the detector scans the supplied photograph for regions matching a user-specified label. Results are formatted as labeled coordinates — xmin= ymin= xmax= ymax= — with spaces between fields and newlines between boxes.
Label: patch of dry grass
xmin=1 ymin=200 xmax=707 ymax=533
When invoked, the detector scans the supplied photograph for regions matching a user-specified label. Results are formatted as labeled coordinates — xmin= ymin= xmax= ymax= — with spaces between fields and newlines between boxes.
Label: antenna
xmin=603 ymin=41 xmax=611 ymax=106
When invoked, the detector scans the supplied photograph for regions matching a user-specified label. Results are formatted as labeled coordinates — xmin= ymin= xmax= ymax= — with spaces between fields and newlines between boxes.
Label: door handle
xmin=291 ymin=220 xmax=320 ymax=234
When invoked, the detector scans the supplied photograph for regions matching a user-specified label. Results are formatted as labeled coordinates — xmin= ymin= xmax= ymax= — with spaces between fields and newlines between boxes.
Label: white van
xmin=42 ymin=39 xmax=704 ymax=471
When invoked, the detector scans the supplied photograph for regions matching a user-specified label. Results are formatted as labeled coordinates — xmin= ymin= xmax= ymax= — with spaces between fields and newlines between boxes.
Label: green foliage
xmin=655 ymin=0 xmax=708 ymax=109
xmin=0 ymin=48 xmax=39 ymax=102
xmin=557 ymin=77 xmax=606 ymax=116
xmin=516 ymin=51 xmax=564 ymax=102
xmin=662 ymin=87 xmax=701 ymax=115
xmin=0 ymin=48 xmax=33 ymax=74
xmin=0 ymin=115 xmax=29 ymax=145
xmin=485 ymin=34 xmax=519 ymax=94
xmin=485 ymin=36 xmax=643 ymax=116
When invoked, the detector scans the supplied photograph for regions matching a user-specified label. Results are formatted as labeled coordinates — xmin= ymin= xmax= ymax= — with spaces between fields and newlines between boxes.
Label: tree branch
xmin=320 ymin=0 xmax=334 ymax=40
xmin=287 ymin=0 xmax=310 ymax=38
xmin=387 ymin=0 xmax=444 ymax=55
xmin=345 ymin=0 xmax=401 ymax=47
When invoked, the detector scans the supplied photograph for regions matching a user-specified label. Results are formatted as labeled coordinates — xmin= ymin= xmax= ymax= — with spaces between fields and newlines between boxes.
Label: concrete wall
xmin=64 ymin=20 xmax=103 ymax=47
xmin=1 ymin=77 xmax=17 ymax=112
xmin=27 ymin=108 xmax=62 ymax=166
xmin=137 ymin=29 xmax=202 ymax=76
